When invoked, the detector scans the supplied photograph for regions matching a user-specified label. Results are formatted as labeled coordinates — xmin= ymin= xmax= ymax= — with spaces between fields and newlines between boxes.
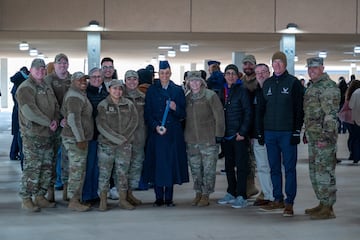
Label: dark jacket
xmin=10 ymin=71 xmax=28 ymax=135
xmin=142 ymin=80 xmax=189 ymax=186
xmin=219 ymin=82 xmax=252 ymax=138
xmin=207 ymin=70 xmax=225 ymax=94
xmin=256 ymin=70 xmax=304 ymax=134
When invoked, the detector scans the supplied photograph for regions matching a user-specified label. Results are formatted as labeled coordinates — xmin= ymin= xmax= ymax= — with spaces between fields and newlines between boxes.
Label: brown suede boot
xmin=99 ymin=191 xmax=107 ymax=211
xmin=310 ymin=205 xmax=336 ymax=220
xmin=119 ymin=190 xmax=135 ymax=210
xmin=246 ymin=177 xmax=259 ymax=198
xmin=22 ymin=198 xmax=40 ymax=212
xmin=47 ymin=186 xmax=55 ymax=203
xmin=34 ymin=195 xmax=56 ymax=208
xmin=127 ymin=190 xmax=142 ymax=206
xmin=197 ymin=194 xmax=210 ymax=207
xmin=191 ymin=192 xmax=202 ymax=206
xmin=68 ymin=197 xmax=90 ymax=212
xmin=63 ymin=183 xmax=69 ymax=201
xmin=305 ymin=203 xmax=323 ymax=215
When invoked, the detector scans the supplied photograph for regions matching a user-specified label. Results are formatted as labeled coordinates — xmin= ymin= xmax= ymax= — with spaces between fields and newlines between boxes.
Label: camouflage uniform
xmin=45 ymin=72 xmax=71 ymax=186
xmin=16 ymin=75 xmax=60 ymax=199
xmin=61 ymin=84 xmax=94 ymax=199
xmin=304 ymin=72 xmax=340 ymax=206
xmin=96 ymin=95 xmax=138 ymax=193
xmin=185 ymin=86 xmax=225 ymax=195
xmin=123 ymin=88 xmax=146 ymax=189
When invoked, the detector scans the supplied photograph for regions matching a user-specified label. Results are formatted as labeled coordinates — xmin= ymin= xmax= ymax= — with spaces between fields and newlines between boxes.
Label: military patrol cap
xmin=108 ymin=79 xmax=124 ymax=89
xmin=54 ymin=53 xmax=68 ymax=63
xmin=31 ymin=58 xmax=46 ymax=68
xmin=242 ymin=55 xmax=256 ymax=65
xmin=187 ymin=71 xmax=203 ymax=81
xmin=272 ymin=51 xmax=287 ymax=67
xmin=159 ymin=60 xmax=171 ymax=70
xmin=208 ymin=60 xmax=221 ymax=66
xmin=124 ymin=70 xmax=139 ymax=80
xmin=71 ymin=71 xmax=89 ymax=81
xmin=306 ymin=57 xmax=324 ymax=67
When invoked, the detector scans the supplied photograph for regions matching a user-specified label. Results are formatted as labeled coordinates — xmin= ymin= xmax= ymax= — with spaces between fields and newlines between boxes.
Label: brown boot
xmin=34 ymin=195 xmax=56 ymax=208
xmin=119 ymin=190 xmax=135 ymax=210
xmin=47 ymin=186 xmax=55 ymax=203
xmin=99 ymin=191 xmax=107 ymax=211
xmin=68 ymin=197 xmax=90 ymax=212
xmin=310 ymin=205 xmax=336 ymax=220
xmin=127 ymin=190 xmax=142 ymax=206
xmin=246 ymin=177 xmax=259 ymax=198
xmin=197 ymin=194 xmax=210 ymax=207
xmin=22 ymin=198 xmax=40 ymax=212
xmin=191 ymin=192 xmax=202 ymax=206
xmin=305 ymin=203 xmax=323 ymax=215
xmin=63 ymin=183 xmax=69 ymax=201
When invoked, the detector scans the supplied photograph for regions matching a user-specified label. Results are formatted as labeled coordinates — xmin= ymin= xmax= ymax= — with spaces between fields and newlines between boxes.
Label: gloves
xmin=76 ymin=141 xmax=88 ymax=150
xmin=290 ymin=130 xmax=301 ymax=145
xmin=215 ymin=137 xmax=223 ymax=144
xmin=257 ymin=134 xmax=265 ymax=146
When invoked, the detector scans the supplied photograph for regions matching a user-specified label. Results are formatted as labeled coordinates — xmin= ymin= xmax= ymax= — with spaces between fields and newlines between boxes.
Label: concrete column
xmin=87 ymin=32 xmax=101 ymax=72
xmin=0 ymin=59 xmax=8 ymax=108
xmin=350 ymin=63 xmax=357 ymax=77
xmin=232 ymin=51 xmax=245 ymax=69
xmin=280 ymin=34 xmax=296 ymax=75
xmin=190 ymin=63 xmax=196 ymax=71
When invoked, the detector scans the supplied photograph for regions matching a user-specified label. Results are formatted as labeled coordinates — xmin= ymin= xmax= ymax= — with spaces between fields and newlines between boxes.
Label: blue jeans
xmin=55 ymin=147 xmax=63 ymax=188
xmin=265 ymin=131 xmax=297 ymax=205
xmin=82 ymin=140 xmax=99 ymax=201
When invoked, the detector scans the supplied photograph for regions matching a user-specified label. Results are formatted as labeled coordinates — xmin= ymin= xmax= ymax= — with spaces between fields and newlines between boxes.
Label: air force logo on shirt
xmin=281 ymin=87 xmax=289 ymax=94
xmin=266 ymin=87 xmax=272 ymax=96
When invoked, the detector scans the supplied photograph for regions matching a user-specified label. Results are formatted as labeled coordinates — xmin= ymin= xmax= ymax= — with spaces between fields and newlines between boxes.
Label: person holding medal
xmin=143 ymin=60 xmax=189 ymax=207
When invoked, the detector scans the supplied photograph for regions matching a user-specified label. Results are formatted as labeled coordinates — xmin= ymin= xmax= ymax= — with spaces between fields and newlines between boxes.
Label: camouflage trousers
xmin=187 ymin=143 xmax=218 ymax=194
xmin=128 ymin=145 xmax=145 ymax=189
xmin=97 ymin=142 xmax=132 ymax=193
xmin=62 ymin=137 xmax=88 ymax=200
xmin=19 ymin=135 xmax=54 ymax=199
xmin=307 ymin=135 xmax=337 ymax=206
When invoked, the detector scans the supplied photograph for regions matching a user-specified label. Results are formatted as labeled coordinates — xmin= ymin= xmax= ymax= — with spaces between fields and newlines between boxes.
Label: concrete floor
xmin=0 ymin=109 xmax=359 ymax=240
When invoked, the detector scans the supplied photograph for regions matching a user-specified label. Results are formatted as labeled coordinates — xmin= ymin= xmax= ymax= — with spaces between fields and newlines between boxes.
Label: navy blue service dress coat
xmin=143 ymin=80 xmax=189 ymax=187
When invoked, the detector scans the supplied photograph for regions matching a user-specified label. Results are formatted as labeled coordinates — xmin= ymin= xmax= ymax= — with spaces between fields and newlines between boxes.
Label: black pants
xmin=223 ymin=138 xmax=249 ymax=199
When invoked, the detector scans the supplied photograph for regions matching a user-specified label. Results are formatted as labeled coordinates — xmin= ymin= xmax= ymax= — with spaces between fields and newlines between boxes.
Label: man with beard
xmin=241 ymin=55 xmax=260 ymax=200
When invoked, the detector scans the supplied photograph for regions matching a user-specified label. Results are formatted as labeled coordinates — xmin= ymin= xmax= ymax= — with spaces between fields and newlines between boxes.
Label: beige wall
xmin=0 ymin=0 xmax=359 ymax=33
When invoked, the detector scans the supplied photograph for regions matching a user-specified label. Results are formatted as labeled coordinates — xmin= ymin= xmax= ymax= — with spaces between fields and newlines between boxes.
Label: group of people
xmin=12 ymin=49 xmax=358 ymax=220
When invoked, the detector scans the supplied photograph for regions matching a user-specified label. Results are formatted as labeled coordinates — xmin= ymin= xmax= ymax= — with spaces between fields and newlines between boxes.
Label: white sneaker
xmin=108 ymin=187 xmax=119 ymax=200
xmin=217 ymin=193 xmax=236 ymax=205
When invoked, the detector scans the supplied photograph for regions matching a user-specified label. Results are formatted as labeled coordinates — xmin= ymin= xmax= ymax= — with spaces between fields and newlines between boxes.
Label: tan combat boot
xmin=127 ymin=190 xmax=142 ymax=206
xmin=34 ymin=195 xmax=56 ymax=208
xmin=22 ymin=198 xmax=40 ymax=212
xmin=47 ymin=186 xmax=55 ymax=203
xmin=119 ymin=190 xmax=135 ymax=210
xmin=197 ymin=194 xmax=210 ymax=207
xmin=99 ymin=191 xmax=107 ymax=211
xmin=191 ymin=192 xmax=202 ymax=206
xmin=246 ymin=176 xmax=259 ymax=198
xmin=310 ymin=205 xmax=336 ymax=220
xmin=62 ymin=183 xmax=69 ymax=201
xmin=68 ymin=197 xmax=90 ymax=212
xmin=305 ymin=203 xmax=323 ymax=215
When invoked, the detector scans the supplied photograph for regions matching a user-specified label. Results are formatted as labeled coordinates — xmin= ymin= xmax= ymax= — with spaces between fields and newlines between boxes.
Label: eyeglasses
xmin=90 ymin=75 xmax=101 ymax=79
xmin=255 ymin=70 xmax=269 ymax=75
xmin=102 ymin=66 xmax=114 ymax=70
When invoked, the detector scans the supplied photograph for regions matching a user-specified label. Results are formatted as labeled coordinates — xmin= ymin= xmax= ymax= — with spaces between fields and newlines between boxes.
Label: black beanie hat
xmin=224 ymin=64 xmax=239 ymax=74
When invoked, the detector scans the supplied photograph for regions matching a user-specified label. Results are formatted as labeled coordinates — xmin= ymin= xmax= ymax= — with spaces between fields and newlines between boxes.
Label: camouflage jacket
xmin=44 ymin=71 xmax=71 ymax=107
xmin=61 ymin=86 xmax=94 ymax=142
xmin=185 ymin=87 xmax=225 ymax=144
xmin=96 ymin=95 xmax=138 ymax=146
xmin=16 ymin=75 xmax=60 ymax=137
xmin=304 ymin=73 xmax=340 ymax=144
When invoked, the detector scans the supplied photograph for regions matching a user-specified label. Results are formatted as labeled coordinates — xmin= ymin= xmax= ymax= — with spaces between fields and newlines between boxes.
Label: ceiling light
xmin=286 ymin=23 xmax=298 ymax=31
xmin=354 ymin=46 xmax=360 ymax=53
xmin=37 ymin=53 xmax=45 ymax=58
xmin=167 ymin=50 xmax=176 ymax=57
xmin=158 ymin=46 xmax=173 ymax=50
xmin=318 ymin=51 xmax=327 ymax=58
xmin=158 ymin=54 xmax=166 ymax=61
xmin=89 ymin=20 xmax=99 ymax=27
xmin=350 ymin=62 xmax=356 ymax=68
xmin=29 ymin=48 xmax=38 ymax=56
xmin=180 ymin=43 xmax=190 ymax=52
xmin=19 ymin=41 xmax=29 ymax=51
